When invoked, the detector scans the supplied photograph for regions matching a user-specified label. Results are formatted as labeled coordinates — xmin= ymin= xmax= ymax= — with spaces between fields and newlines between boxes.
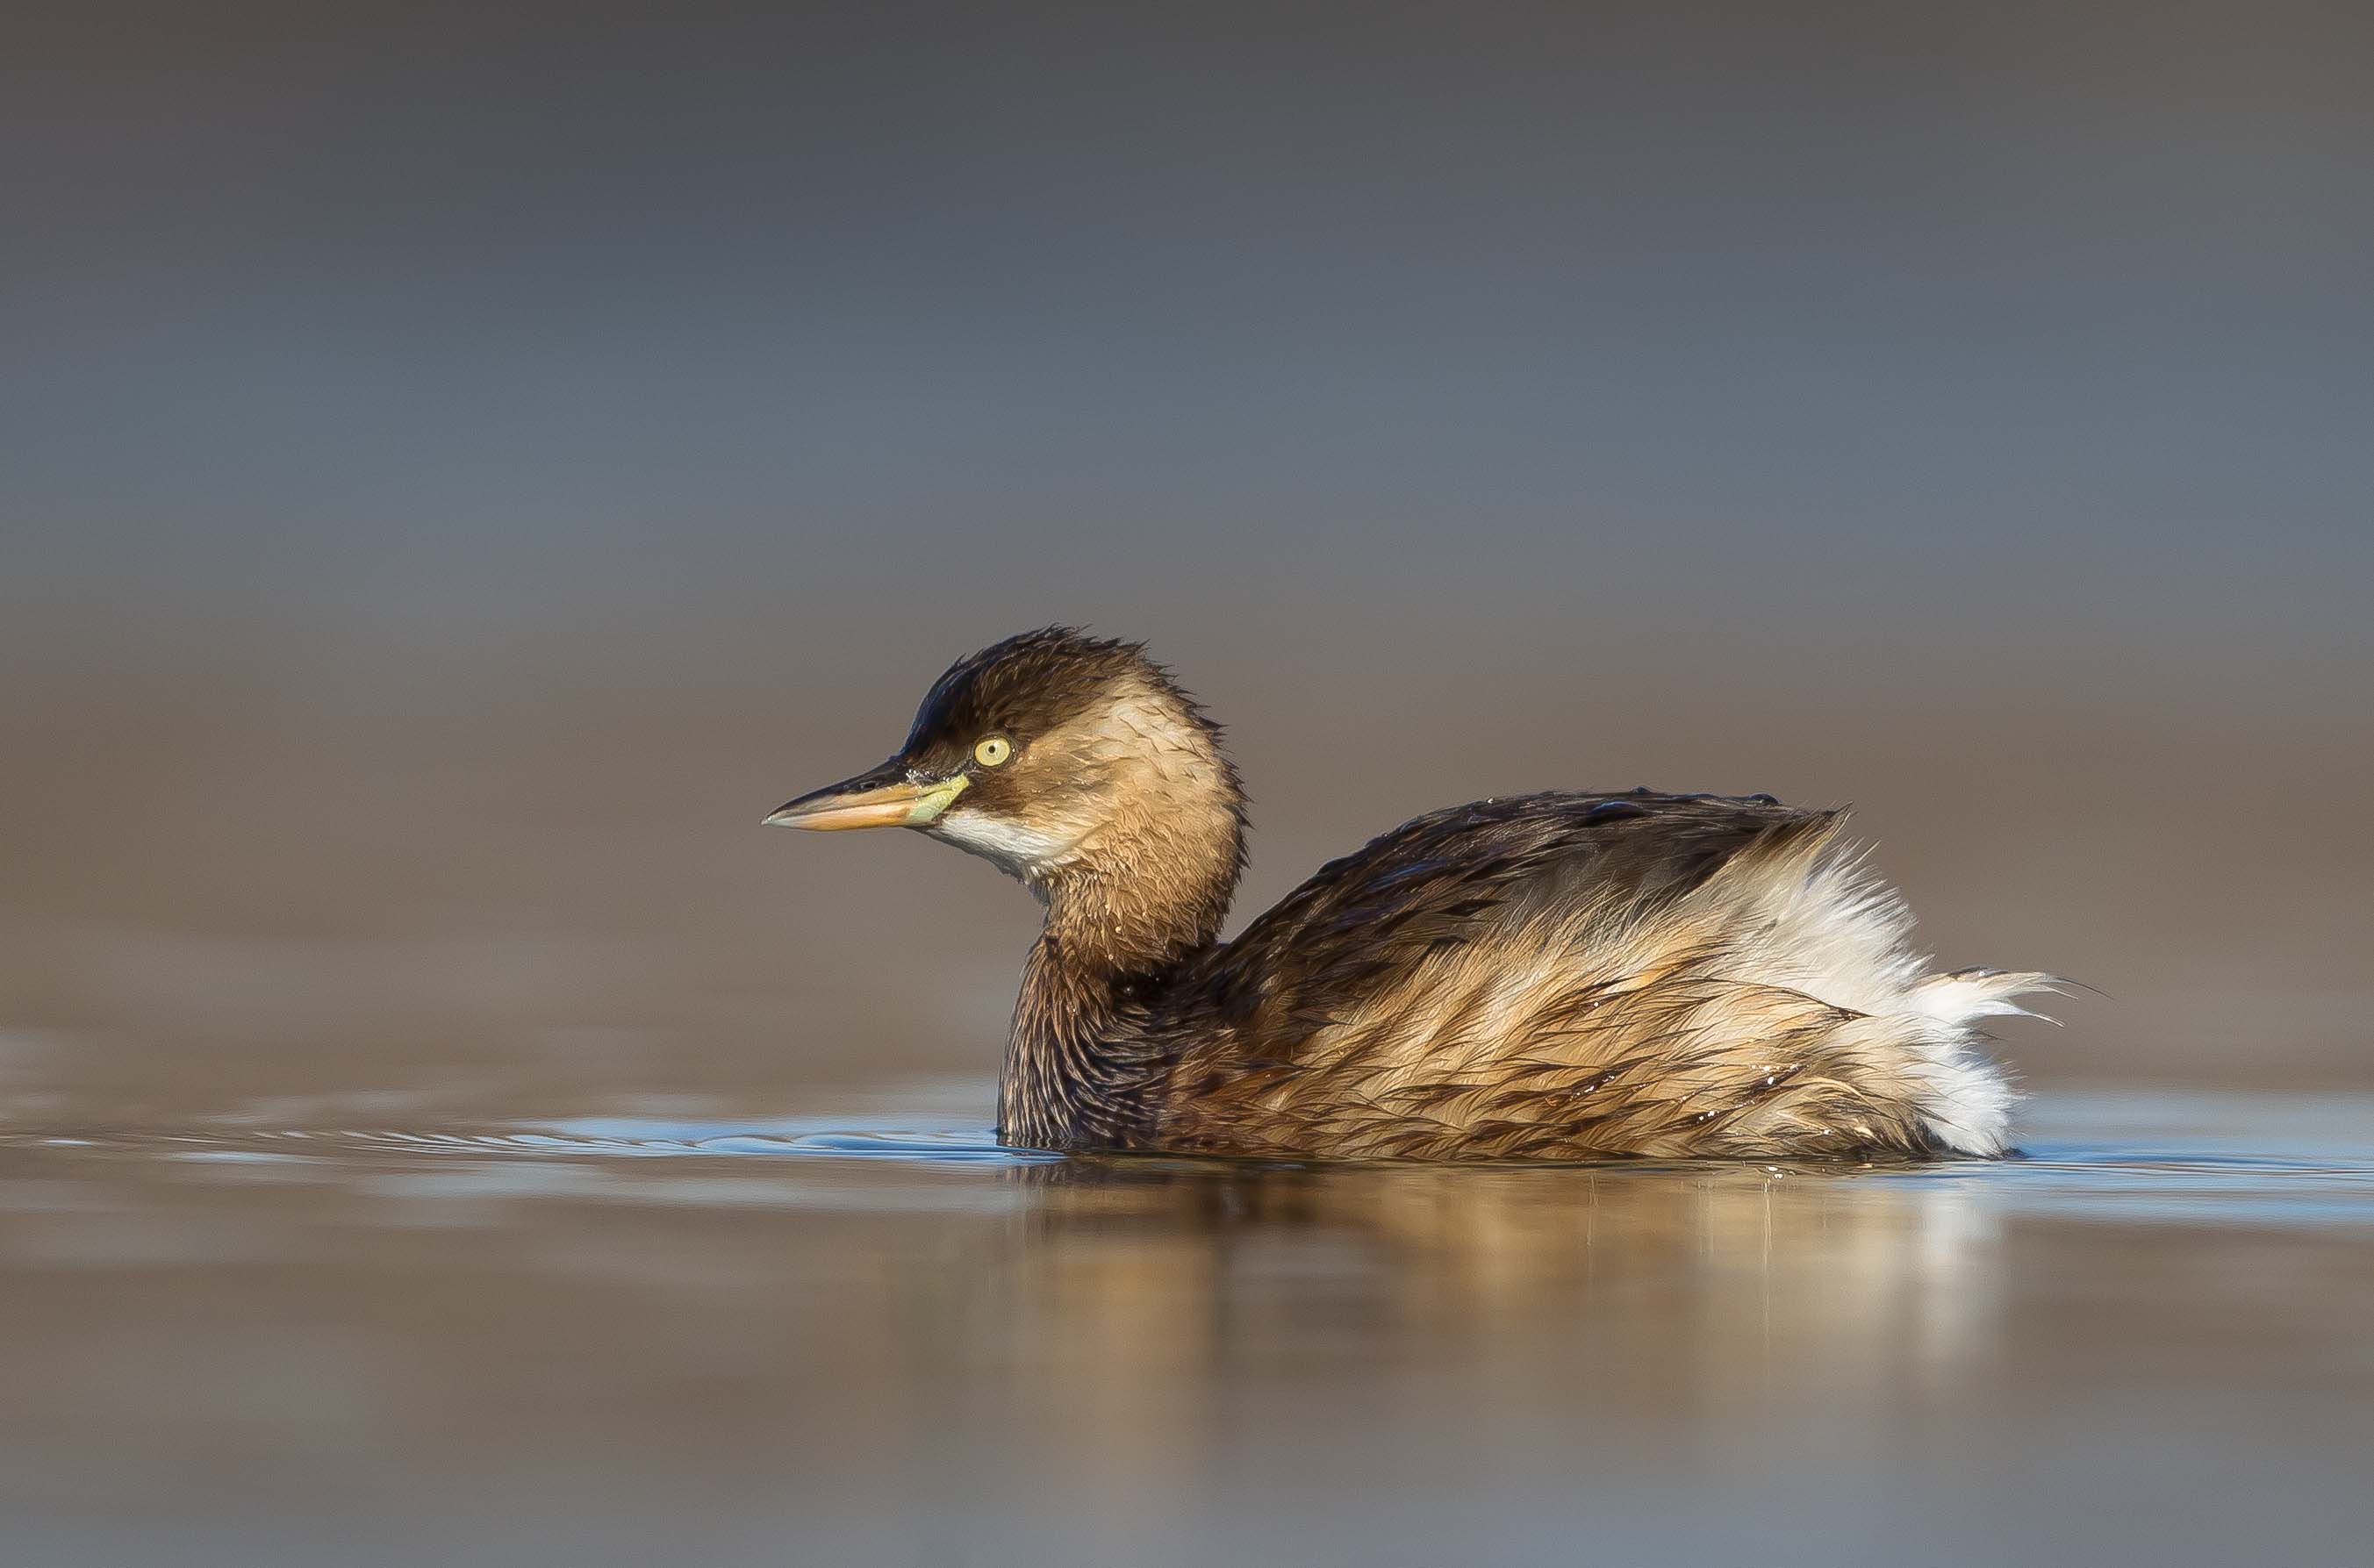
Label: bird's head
xmin=767 ymin=629 xmax=1245 ymax=920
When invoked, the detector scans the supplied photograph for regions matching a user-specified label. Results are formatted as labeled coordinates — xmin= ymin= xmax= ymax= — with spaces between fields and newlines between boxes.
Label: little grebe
xmin=767 ymin=628 xmax=2053 ymax=1160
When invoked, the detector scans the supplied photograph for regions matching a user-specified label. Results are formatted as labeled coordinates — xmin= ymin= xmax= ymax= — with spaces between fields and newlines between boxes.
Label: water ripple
xmin=6 ymin=1092 xmax=2373 ymax=1225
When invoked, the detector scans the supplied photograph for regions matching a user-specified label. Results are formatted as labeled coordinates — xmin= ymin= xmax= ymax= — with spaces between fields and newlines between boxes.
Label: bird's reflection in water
xmin=878 ymin=1156 xmax=2005 ymax=1541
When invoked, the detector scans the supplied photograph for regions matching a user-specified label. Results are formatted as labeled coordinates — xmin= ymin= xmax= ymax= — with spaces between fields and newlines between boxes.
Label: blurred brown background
xmin=4 ymin=1 xmax=2369 ymax=1122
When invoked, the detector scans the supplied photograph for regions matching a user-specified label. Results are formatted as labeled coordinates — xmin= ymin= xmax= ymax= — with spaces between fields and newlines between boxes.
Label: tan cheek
xmin=1015 ymin=727 xmax=1114 ymax=789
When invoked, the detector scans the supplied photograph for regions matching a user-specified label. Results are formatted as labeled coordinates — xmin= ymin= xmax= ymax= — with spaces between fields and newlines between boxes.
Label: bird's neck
xmin=997 ymin=813 xmax=1242 ymax=1151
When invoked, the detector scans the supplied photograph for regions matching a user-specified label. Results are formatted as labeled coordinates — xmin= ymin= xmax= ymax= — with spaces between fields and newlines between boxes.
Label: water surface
xmin=4 ymin=1087 xmax=2370 ymax=1566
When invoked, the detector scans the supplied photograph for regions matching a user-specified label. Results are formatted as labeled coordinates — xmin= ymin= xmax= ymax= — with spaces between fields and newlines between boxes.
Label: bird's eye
xmin=973 ymin=734 xmax=1013 ymax=768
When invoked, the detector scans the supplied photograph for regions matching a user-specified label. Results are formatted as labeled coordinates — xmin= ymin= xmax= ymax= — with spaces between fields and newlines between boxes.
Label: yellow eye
xmin=973 ymin=734 xmax=1012 ymax=767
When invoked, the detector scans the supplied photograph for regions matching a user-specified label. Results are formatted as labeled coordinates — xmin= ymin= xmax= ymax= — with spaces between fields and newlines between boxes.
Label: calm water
xmin=4 ymin=1086 xmax=2370 ymax=1567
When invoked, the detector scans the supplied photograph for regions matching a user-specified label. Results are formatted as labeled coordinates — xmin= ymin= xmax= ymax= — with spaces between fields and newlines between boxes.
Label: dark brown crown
xmin=900 ymin=626 xmax=1216 ymax=766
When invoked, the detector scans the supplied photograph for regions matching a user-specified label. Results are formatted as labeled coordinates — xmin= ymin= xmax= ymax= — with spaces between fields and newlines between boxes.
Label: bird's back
xmin=1151 ymin=791 xmax=2045 ymax=1160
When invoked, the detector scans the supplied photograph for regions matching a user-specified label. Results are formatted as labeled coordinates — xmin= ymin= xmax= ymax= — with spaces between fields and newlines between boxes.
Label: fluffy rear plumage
xmin=1155 ymin=802 xmax=2055 ymax=1160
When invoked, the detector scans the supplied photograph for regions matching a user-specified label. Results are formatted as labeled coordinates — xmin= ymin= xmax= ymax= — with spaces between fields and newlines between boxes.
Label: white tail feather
xmin=1705 ymin=834 xmax=2057 ymax=1156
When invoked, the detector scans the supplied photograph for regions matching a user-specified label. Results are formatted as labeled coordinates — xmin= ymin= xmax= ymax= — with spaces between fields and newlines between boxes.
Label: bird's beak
xmin=763 ymin=760 xmax=968 ymax=832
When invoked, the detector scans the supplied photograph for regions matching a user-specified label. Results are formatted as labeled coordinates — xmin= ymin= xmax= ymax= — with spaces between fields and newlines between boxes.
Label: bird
xmin=765 ymin=627 xmax=2055 ymax=1161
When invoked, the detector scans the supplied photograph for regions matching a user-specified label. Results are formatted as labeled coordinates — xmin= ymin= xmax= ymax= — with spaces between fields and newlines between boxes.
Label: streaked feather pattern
xmin=1145 ymin=795 xmax=2050 ymax=1160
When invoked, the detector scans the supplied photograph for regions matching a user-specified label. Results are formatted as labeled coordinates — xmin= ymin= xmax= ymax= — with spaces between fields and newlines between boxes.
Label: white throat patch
xmin=931 ymin=808 xmax=1082 ymax=880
